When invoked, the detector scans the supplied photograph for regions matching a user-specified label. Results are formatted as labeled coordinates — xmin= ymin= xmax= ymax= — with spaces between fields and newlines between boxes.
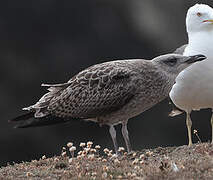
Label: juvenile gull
xmin=170 ymin=4 xmax=213 ymax=146
xmin=11 ymin=54 xmax=205 ymax=153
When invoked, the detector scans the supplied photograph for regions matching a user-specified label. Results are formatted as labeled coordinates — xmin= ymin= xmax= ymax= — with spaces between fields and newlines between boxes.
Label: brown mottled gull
xmin=10 ymin=54 xmax=206 ymax=153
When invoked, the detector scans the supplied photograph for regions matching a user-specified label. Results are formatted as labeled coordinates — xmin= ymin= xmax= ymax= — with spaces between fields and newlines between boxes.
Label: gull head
xmin=186 ymin=4 xmax=213 ymax=33
xmin=153 ymin=54 xmax=206 ymax=75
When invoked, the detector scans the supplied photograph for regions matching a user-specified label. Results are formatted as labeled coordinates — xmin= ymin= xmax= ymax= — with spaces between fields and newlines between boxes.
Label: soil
xmin=1 ymin=143 xmax=213 ymax=179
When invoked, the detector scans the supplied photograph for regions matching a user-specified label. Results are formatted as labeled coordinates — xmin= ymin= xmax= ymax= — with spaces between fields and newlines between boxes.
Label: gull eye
xmin=197 ymin=12 xmax=202 ymax=17
xmin=164 ymin=58 xmax=177 ymax=66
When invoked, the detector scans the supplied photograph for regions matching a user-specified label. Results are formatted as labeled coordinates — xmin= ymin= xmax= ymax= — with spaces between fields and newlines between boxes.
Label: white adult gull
xmin=170 ymin=4 xmax=213 ymax=146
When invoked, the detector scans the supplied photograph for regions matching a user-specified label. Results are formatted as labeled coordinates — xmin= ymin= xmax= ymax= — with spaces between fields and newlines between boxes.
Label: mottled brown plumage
xmin=11 ymin=54 xmax=206 ymax=153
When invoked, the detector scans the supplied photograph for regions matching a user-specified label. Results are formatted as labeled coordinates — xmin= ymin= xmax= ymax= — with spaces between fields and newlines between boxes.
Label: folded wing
xmin=11 ymin=61 xmax=137 ymax=127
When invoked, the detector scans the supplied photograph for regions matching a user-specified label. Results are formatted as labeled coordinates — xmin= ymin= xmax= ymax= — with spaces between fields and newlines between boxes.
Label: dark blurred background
xmin=1 ymin=0 xmax=213 ymax=167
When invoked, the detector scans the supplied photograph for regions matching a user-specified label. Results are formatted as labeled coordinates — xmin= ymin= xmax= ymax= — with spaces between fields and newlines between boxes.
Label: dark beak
xmin=185 ymin=54 xmax=206 ymax=64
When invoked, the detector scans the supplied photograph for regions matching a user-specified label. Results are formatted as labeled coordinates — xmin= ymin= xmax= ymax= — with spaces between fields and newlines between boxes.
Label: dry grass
xmin=1 ymin=142 xmax=213 ymax=179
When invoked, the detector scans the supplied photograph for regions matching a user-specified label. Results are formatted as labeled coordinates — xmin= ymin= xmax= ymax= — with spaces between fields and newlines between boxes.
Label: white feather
xmin=170 ymin=4 xmax=213 ymax=111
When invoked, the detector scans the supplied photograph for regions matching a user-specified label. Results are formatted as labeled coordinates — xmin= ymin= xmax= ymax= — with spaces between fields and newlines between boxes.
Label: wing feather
xmin=48 ymin=62 xmax=136 ymax=118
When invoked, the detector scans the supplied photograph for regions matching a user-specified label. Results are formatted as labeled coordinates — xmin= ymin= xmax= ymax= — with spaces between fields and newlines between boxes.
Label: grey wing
xmin=173 ymin=44 xmax=188 ymax=55
xmin=48 ymin=64 xmax=136 ymax=118
xmin=23 ymin=82 xmax=72 ymax=117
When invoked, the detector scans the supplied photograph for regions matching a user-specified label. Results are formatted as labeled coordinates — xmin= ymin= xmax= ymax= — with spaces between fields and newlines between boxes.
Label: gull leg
xmin=109 ymin=125 xmax=119 ymax=154
xmin=211 ymin=110 xmax=213 ymax=144
xmin=186 ymin=111 xmax=193 ymax=146
xmin=122 ymin=121 xmax=132 ymax=153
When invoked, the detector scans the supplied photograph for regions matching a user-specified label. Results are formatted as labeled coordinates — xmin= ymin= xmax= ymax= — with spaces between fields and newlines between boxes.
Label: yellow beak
xmin=203 ymin=19 xmax=213 ymax=23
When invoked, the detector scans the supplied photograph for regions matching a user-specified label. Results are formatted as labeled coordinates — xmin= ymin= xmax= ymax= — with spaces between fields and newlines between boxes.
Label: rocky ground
xmin=1 ymin=142 xmax=213 ymax=180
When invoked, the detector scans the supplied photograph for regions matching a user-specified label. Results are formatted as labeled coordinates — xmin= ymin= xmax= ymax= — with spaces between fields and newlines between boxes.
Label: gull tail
xmin=168 ymin=99 xmax=184 ymax=117
xmin=9 ymin=112 xmax=69 ymax=128
xmin=169 ymin=109 xmax=184 ymax=117
xmin=9 ymin=111 xmax=35 ymax=122
xmin=10 ymin=82 xmax=72 ymax=128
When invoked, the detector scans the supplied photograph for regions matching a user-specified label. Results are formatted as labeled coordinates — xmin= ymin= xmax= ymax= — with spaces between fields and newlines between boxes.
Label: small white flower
xmin=95 ymin=145 xmax=101 ymax=149
xmin=54 ymin=157 xmax=59 ymax=162
xmin=68 ymin=158 xmax=73 ymax=163
xmin=87 ymin=141 xmax=93 ymax=147
xmin=78 ymin=151 xmax=82 ymax=155
xmin=102 ymin=165 xmax=109 ymax=172
xmin=69 ymin=146 xmax=76 ymax=152
xmin=139 ymin=154 xmax=145 ymax=159
xmin=111 ymin=154 xmax=118 ymax=158
xmin=132 ymin=152 xmax=137 ymax=157
xmin=102 ymin=159 xmax=107 ymax=162
xmin=90 ymin=148 xmax=97 ymax=153
xmin=118 ymin=147 xmax=125 ymax=152
xmin=67 ymin=142 xmax=73 ymax=148
xmin=107 ymin=152 xmax=112 ymax=157
xmin=103 ymin=148 xmax=109 ymax=153
xmin=80 ymin=142 xmax=86 ymax=147
xmin=134 ymin=165 xmax=140 ymax=170
xmin=84 ymin=148 xmax=90 ymax=153
xmin=102 ymin=172 xmax=107 ymax=178
xmin=88 ymin=154 xmax=95 ymax=160
xmin=92 ymin=172 xmax=97 ymax=176
xmin=131 ymin=173 xmax=137 ymax=177
xmin=145 ymin=151 xmax=153 ymax=156
xmin=140 ymin=160 xmax=145 ymax=164
xmin=26 ymin=172 xmax=33 ymax=177
xmin=113 ymin=159 xmax=120 ymax=164
xmin=77 ymin=155 xmax=81 ymax=160
xmin=61 ymin=152 xmax=66 ymax=157
xmin=132 ymin=158 xmax=139 ymax=165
